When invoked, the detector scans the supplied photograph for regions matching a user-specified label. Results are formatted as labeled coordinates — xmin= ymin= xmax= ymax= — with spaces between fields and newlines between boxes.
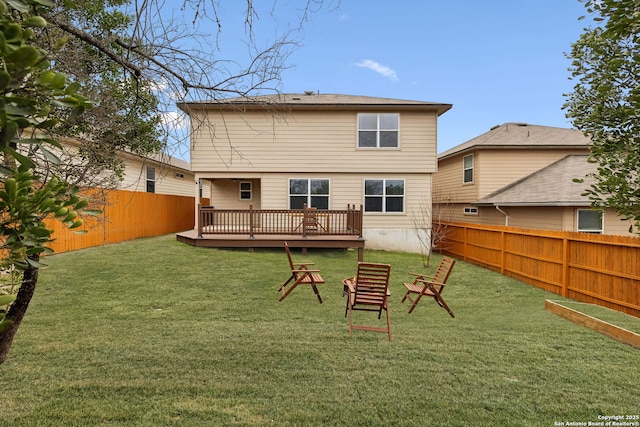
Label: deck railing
xmin=198 ymin=204 xmax=363 ymax=238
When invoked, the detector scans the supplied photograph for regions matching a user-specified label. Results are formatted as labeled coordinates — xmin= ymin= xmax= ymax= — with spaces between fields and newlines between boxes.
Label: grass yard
xmin=1 ymin=234 xmax=639 ymax=426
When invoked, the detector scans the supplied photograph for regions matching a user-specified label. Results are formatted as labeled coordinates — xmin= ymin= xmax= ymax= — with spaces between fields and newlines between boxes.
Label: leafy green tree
xmin=564 ymin=0 xmax=640 ymax=233
xmin=0 ymin=0 xmax=96 ymax=363
xmin=32 ymin=0 xmax=162 ymax=190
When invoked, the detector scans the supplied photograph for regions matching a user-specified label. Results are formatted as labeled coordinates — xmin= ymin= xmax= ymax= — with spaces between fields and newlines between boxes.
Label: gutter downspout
xmin=495 ymin=205 xmax=509 ymax=226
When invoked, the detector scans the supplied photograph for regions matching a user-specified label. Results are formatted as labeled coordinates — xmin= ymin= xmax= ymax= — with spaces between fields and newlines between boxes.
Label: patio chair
xmin=343 ymin=262 xmax=392 ymax=341
xmin=278 ymin=242 xmax=324 ymax=303
xmin=302 ymin=206 xmax=325 ymax=234
xmin=401 ymin=256 xmax=456 ymax=317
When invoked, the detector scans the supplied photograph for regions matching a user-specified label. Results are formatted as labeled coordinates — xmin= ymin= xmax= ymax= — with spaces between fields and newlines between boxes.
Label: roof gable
xmin=473 ymin=155 xmax=597 ymax=207
xmin=439 ymin=123 xmax=591 ymax=160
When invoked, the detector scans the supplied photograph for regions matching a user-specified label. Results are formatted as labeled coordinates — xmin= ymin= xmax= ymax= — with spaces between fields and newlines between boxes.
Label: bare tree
xmin=411 ymin=191 xmax=455 ymax=268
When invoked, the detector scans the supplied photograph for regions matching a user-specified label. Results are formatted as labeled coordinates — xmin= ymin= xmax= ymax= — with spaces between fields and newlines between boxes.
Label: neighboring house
xmin=434 ymin=123 xmax=635 ymax=235
xmin=118 ymin=151 xmax=201 ymax=197
xmin=178 ymin=93 xmax=452 ymax=252
xmin=36 ymin=136 xmax=201 ymax=198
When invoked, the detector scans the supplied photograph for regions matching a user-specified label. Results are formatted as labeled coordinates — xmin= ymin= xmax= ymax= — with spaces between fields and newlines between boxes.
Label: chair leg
xmin=310 ymin=282 xmax=323 ymax=304
xmin=385 ymin=305 xmax=392 ymax=341
xmin=401 ymin=290 xmax=410 ymax=303
xmin=279 ymin=278 xmax=301 ymax=302
xmin=407 ymin=293 xmax=423 ymax=314
xmin=434 ymin=294 xmax=455 ymax=318
xmin=278 ymin=275 xmax=294 ymax=293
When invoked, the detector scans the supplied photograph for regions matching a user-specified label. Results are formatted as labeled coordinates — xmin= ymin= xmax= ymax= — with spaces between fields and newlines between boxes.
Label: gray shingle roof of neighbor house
xmin=473 ymin=154 xmax=597 ymax=207
xmin=438 ymin=122 xmax=592 ymax=160
xmin=177 ymin=93 xmax=453 ymax=116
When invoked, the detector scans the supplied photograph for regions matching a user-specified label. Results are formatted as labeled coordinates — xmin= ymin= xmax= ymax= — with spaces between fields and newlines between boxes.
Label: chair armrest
xmin=342 ymin=277 xmax=356 ymax=292
xmin=293 ymin=262 xmax=315 ymax=268
xmin=409 ymin=272 xmax=436 ymax=281
xmin=415 ymin=278 xmax=446 ymax=291
xmin=414 ymin=277 xmax=445 ymax=285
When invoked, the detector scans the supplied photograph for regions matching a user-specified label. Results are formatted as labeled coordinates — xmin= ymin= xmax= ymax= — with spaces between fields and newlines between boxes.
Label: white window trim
xmin=363 ymin=178 xmax=405 ymax=214
xmin=463 ymin=154 xmax=474 ymax=184
xmin=463 ymin=206 xmax=478 ymax=215
xmin=576 ymin=209 xmax=604 ymax=233
xmin=239 ymin=181 xmax=252 ymax=201
xmin=146 ymin=166 xmax=156 ymax=193
xmin=288 ymin=178 xmax=331 ymax=209
xmin=357 ymin=113 xmax=400 ymax=149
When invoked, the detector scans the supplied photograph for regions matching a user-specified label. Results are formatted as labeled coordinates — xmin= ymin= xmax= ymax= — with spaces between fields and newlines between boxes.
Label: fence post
xmin=197 ymin=204 xmax=203 ymax=238
xmin=463 ymin=225 xmax=468 ymax=261
xmin=562 ymin=237 xmax=569 ymax=297
xmin=500 ymin=230 xmax=506 ymax=274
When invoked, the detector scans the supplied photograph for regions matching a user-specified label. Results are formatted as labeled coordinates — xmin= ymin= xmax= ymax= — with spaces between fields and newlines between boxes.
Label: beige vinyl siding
xmin=209 ymin=179 xmax=262 ymax=209
xmin=602 ymin=208 xmax=635 ymax=235
xmin=190 ymin=110 xmax=437 ymax=174
xmin=444 ymin=205 xmax=635 ymax=236
xmin=505 ymin=207 xmax=564 ymax=230
xmin=476 ymin=149 xmax=588 ymax=198
xmin=442 ymin=205 xmax=565 ymax=229
xmin=433 ymin=155 xmax=478 ymax=203
xmin=120 ymin=158 xmax=194 ymax=196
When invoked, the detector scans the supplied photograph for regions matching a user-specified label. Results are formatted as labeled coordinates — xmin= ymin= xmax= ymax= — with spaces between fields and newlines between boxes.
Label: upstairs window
xmin=577 ymin=209 xmax=603 ymax=233
xmin=463 ymin=154 xmax=474 ymax=183
xmin=146 ymin=166 xmax=156 ymax=193
xmin=289 ymin=179 xmax=330 ymax=209
xmin=239 ymin=182 xmax=252 ymax=200
xmin=364 ymin=179 xmax=404 ymax=213
xmin=358 ymin=113 xmax=399 ymax=148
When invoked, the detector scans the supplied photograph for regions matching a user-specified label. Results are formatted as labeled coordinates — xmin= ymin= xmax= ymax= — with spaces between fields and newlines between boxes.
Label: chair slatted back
xmin=303 ymin=206 xmax=319 ymax=233
xmin=354 ymin=262 xmax=391 ymax=305
xmin=284 ymin=242 xmax=295 ymax=271
xmin=432 ymin=256 xmax=455 ymax=284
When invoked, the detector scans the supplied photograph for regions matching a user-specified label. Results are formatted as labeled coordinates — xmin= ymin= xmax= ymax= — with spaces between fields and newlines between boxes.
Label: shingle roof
xmin=178 ymin=93 xmax=452 ymax=115
xmin=439 ymin=123 xmax=591 ymax=160
xmin=473 ymin=155 xmax=596 ymax=207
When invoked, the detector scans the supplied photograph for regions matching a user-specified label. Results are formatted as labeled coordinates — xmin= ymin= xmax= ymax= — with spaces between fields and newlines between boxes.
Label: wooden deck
xmin=176 ymin=229 xmax=365 ymax=261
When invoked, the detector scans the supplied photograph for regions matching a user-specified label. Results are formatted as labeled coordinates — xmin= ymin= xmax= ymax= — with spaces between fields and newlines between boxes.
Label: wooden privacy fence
xmin=45 ymin=190 xmax=204 ymax=254
xmin=438 ymin=222 xmax=640 ymax=318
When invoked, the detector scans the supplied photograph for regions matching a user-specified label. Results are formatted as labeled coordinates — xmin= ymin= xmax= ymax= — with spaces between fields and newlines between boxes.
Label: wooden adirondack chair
xmin=343 ymin=262 xmax=392 ymax=341
xmin=401 ymin=256 xmax=455 ymax=316
xmin=278 ymin=242 xmax=324 ymax=303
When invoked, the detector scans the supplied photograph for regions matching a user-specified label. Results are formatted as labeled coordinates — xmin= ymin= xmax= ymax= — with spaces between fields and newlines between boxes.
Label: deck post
xmin=302 ymin=203 xmax=308 ymax=239
xmin=249 ymin=203 xmax=255 ymax=239
xmin=358 ymin=204 xmax=364 ymax=239
xmin=197 ymin=204 xmax=203 ymax=238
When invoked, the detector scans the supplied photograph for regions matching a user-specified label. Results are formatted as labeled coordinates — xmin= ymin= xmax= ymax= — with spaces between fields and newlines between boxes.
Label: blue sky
xmin=274 ymin=0 xmax=590 ymax=153
xmin=167 ymin=1 xmax=591 ymax=156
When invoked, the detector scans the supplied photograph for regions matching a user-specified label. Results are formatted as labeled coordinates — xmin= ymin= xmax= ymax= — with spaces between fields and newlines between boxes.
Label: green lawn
xmin=1 ymin=234 xmax=639 ymax=426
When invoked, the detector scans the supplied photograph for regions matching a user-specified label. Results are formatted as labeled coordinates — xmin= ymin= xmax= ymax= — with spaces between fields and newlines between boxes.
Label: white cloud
xmin=355 ymin=59 xmax=398 ymax=82
xmin=161 ymin=110 xmax=189 ymax=130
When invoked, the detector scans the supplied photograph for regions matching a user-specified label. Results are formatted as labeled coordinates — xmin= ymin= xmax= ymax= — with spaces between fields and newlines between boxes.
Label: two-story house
xmin=177 ymin=93 xmax=452 ymax=253
xmin=434 ymin=122 xmax=635 ymax=235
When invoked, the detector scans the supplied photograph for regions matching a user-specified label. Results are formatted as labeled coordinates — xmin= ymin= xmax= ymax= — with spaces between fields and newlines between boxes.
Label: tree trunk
xmin=0 ymin=255 xmax=40 ymax=364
